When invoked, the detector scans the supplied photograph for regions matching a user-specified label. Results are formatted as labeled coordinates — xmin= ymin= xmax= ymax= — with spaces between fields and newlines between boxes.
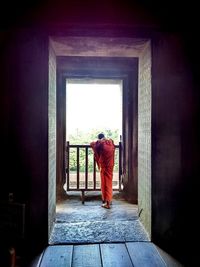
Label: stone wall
xmin=48 ymin=43 xmax=57 ymax=238
xmin=138 ymin=41 xmax=152 ymax=237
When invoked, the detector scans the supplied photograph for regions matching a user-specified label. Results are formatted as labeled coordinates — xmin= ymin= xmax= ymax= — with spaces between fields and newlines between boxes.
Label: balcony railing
xmin=66 ymin=142 xmax=122 ymax=203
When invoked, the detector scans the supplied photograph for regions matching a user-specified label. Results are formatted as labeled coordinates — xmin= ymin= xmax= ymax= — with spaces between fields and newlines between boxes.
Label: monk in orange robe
xmin=90 ymin=133 xmax=115 ymax=209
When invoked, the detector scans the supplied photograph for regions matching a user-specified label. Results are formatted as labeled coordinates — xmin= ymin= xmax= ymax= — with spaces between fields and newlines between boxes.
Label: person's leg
xmin=100 ymin=168 xmax=106 ymax=205
xmin=101 ymin=167 xmax=113 ymax=209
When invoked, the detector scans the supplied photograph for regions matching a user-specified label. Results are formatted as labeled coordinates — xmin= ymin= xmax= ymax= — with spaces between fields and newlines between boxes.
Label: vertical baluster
xmin=85 ymin=146 xmax=88 ymax=190
xmin=93 ymin=156 xmax=96 ymax=190
xmin=77 ymin=146 xmax=79 ymax=189
xmin=119 ymin=142 xmax=122 ymax=191
xmin=67 ymin=141 xmax=70 ymax=191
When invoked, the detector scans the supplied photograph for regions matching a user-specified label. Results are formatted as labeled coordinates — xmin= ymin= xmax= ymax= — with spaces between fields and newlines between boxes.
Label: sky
xmin=66 ymin=80 xmax=122 ymax=137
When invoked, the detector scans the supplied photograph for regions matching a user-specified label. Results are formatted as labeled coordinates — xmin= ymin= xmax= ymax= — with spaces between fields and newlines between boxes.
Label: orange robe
xmin=90 ymin=139 xmax=115 ymax=202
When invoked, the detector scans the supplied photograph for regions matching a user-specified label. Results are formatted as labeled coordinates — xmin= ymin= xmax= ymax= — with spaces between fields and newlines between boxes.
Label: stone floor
xmin=49 ymin=191 xmax=150 ymax=244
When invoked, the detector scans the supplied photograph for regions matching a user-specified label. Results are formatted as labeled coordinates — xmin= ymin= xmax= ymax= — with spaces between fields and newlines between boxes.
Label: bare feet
xmin=101 ymin=201 xmax=111 ymax=209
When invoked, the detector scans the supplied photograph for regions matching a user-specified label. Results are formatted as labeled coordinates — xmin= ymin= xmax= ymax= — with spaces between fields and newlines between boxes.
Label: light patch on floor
xmin=49 ymin=192 xmax=150 ymax=244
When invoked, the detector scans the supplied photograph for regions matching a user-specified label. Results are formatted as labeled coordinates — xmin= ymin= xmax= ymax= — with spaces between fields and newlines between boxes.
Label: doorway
xmin=48 ymin=37 xmax=152 ymax=243
xmin=65 ymin=78 xmax=122 ymax=196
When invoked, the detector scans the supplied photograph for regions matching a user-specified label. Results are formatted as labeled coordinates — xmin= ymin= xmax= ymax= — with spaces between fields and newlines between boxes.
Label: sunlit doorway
xmin=65 ymin=79 xmax=123 ymax=196
xmin=49 ymin=38 xmax=151 ymax=244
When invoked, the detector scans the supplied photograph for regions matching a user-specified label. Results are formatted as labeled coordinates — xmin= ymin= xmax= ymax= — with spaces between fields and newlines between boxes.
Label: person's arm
xmin=90 ymin=141 xmax=100 ymax=169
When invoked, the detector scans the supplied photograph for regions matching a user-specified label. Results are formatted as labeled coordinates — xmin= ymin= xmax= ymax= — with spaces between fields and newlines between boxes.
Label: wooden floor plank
xmin=40 ymin=245 xmax=73 ymax=267
xmin=100 ymin=243 xmax=133 ymax=267
xmin=126 ymin=242 xmax=166 ymax=267
xmin=72 ymin=244 xmax=102 ymax=267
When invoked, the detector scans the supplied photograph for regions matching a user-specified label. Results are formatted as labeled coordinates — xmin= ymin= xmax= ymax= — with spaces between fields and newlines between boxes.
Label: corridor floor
xmin=49 ymin=191 xmax=150 ymax=244
xmin=27 ymin=192 xmax=184 ymax=267
xmin=33 ymin=242 xmax=183 ymax=267
xmin=36 ymin=192 xmax=184 ymax=267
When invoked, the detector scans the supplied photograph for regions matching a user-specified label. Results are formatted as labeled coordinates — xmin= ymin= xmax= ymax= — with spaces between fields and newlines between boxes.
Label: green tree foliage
xmin=68 ymin=128 xmax=120 ymax=145
xmin=68 ymin=128 xmax=120 ymax=172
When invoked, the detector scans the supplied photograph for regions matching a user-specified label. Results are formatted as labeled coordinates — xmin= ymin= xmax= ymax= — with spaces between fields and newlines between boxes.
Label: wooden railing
xmin=66 ymin=142 xmax=122 ymax=203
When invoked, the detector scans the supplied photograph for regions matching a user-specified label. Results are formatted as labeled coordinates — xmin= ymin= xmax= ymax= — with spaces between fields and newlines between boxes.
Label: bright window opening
xmin=66 ymin=79 xmax=122 ymax=144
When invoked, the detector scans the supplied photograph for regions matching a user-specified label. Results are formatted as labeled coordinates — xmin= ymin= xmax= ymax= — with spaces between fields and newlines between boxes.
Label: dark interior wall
xmin=152 ymin=33 xmax=200 ymax=265
xmin=0 ymin=29 xmax=49 ymax=257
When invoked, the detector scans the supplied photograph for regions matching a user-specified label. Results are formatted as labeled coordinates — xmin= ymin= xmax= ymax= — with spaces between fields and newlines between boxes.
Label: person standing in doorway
xmin=90 ymin=133 xmax=115 ymax=209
